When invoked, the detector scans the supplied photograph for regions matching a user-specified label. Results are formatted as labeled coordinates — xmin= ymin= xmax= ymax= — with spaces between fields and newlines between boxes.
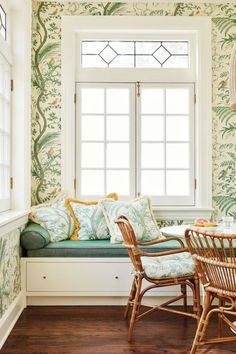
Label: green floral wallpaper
xmin=0 ymin=229 xmax=21 ymax=319
xmin=32 ymin=1 xmax=236 ymax=219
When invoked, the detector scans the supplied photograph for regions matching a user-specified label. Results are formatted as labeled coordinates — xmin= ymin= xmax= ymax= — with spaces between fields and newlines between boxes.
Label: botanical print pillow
xmin=99 ymin=196 xmax=163 ymax=244
xmin=29 ymin=193 xmax=74 ymax=243
xmin=66 ymin=193 xmax=118 ymax=240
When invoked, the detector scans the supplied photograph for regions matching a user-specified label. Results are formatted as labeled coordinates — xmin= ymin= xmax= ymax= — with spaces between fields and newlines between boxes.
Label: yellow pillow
xmin=65 ymin=193 xmax=118 ymax=240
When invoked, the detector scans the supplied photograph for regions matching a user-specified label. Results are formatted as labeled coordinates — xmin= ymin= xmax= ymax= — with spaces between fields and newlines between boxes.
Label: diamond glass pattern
xmin=99 ymin=45 xmax=118 ymax=65
xmin=81 ymin=40 xmax=189 ymax=68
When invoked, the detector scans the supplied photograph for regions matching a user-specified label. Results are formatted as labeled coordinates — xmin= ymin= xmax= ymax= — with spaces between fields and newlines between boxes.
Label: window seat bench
xmin=20 ymin=222 xmax=183 ymax=258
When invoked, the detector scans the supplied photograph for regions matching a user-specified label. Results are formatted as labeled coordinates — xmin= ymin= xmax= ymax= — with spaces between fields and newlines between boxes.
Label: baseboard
xmin=0 ymin=291 xmax=25 ymax=350
xmin=27 ymin=295 xmax=194 ymax=306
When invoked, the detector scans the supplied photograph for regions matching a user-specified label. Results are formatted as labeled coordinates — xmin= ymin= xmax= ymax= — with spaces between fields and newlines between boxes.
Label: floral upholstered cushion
xmin=29 ymin=193 xmax=74 ymax=243
xmin=141 ymin=252 xmax=195 ymax=279
xmin=99 ymin=196 xmax=163 ymax=244
xmin=65 ymin=193 xmax=118 ymax=240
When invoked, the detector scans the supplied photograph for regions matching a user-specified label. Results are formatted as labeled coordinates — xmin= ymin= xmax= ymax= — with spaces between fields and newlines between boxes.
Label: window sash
xmin=0 ymin=52 xmax=11 ymax=212
xmin=76 ymin=82 xmax=136 ymax=200
xmin=136 ymin=83 xmax=195 ymax=206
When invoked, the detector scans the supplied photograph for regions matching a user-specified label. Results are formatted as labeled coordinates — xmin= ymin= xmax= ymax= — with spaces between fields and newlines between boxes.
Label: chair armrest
xmin=134 ymin=247 xmax=189 ymax=258
xmin=137 ymin=236 xmax=185 ymax=248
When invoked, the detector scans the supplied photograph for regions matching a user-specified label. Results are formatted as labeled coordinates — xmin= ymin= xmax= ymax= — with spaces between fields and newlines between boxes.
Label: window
xmin=77 ymin=82 xmax=194 ymax=205
xmin=62 ymin=17 xmax=212 ymax=215
xmin=81 ymin=40 xmax=189 ymax=68
xmin=0 ymin=53 xmax=11 ymax=212
xmin=0 ymin=4 xmax=6 ymax=40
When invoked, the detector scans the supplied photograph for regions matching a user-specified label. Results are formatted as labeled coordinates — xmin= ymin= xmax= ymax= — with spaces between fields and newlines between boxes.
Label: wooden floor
xmin=1 ymin=306 xmax=236 ymax=354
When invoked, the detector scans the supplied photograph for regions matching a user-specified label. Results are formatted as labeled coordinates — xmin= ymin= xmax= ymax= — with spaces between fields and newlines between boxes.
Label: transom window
xmin=81 ymin=40 xmax=189 ymax=68
xmin=0 ymin=53 xmax=11 ymax=212
xmin=0 ymin=4 xmax=6 ymax=40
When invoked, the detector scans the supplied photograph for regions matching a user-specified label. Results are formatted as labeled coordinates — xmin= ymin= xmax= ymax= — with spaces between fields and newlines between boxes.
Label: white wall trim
xmin=61 ymin=16 xmax=212 ymax=215
xmin=0 ymin=212 xmax=28 ymax=234
xmin=0 ymin=291 xmax=25 ymax=350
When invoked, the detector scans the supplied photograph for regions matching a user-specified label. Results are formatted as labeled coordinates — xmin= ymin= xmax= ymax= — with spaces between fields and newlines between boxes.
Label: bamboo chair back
xmin=115 ymin=216 xmax=144 ymax=274
xmin=185 ymin=228 xmax=236 ymax=296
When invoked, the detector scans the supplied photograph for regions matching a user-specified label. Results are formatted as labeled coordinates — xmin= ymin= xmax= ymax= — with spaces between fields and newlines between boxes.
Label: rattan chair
xmin=115 ymin=216 xmax=200 ymax=342
xmin=185 ymin=228 xmax=236 ymax=353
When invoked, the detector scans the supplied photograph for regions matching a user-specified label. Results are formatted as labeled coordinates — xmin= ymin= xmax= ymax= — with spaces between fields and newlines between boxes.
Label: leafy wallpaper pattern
xmin=0 ymin=229 xmax=21 ymax=318
xmin=32 ymin=2 xmax=236 ymax=220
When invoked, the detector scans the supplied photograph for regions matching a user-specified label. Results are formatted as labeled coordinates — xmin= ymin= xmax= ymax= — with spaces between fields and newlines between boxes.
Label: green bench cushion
xmin=26 ymin=239 xmax=185 ymax=258
xmin=21 ymin=222 xmax=186 ymax=258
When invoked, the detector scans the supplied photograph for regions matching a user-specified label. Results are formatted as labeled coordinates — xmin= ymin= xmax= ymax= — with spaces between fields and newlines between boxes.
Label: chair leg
xmin=217 ymin=299 xmax=224 ymax=338
xmin=193 ymin=276 xmax=201 ymax=320
xmin=190 ymin=291 xmax=212 ymax=354
xmin=124 ymin=278 xmax=137 ymax=320
xmin=181 ymin=284 xmax=187 ymax=312
xmin=128 ymin=275 xmax=142 ymax=342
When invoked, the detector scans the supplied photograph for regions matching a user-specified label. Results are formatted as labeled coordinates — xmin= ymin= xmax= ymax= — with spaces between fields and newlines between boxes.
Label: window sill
xmin=0 ymin=210 xmax=29 ymax=235
xmin=153 ymin=207 xmax=213 ymax=221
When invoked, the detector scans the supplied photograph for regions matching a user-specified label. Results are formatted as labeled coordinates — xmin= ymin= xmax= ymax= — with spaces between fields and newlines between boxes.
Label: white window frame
xmin=0 ymin=0 xmax=31 ymax=227
xmin=61 ymin=16 xmax=212 ymax=221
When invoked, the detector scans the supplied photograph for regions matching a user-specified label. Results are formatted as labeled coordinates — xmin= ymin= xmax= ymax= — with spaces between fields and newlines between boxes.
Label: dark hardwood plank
xmin=1 ymin=306 xmax=235 ymax=354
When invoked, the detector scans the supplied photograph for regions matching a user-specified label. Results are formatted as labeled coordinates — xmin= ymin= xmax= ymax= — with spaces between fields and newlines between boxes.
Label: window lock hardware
xmin=136 ymin=81 xmax=141 ymax=97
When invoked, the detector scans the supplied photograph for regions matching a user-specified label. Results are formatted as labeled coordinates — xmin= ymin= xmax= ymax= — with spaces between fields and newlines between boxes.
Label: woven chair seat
xmin=141 ymin=252 xmax=195 ymax=280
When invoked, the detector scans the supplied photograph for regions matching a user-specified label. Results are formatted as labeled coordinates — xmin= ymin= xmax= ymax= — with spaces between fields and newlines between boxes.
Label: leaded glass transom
xmin=81 ymin=41 xmax=189 ymax=68
xmin=0 ymin=5 xmax=6 ymax=40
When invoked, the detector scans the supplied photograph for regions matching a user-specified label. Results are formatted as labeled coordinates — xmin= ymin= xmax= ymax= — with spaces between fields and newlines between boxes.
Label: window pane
xmin=82 ymin=41 xmax=107 ymax=54
xmin=81 ymin=88 xmax=104 ymax=114
xmin=107 ymin=115 xmax=129 ymax=141
xmin=163 ymin=42 xmax=188 ymax=55
xmin=142 ymin=143 xmax=164 ymax=168
xmin=141 ymin=170 xmax=164 ymax=195
xmin=3 ymin=135 xmax=9 ymax=164
xmin=81 ymin=170 xmax=104 ymax=195
xmin=106 ymin=170 xmax=129 ymax=196
xmin=106 ymin=88 xmax=129 ymax=114
xmin=166 ymin=116 xmax=189 ymax=141
xmin=141 ymin=116 xmax=164 ymax=141
xmin=166 ymin=171 xmax=189 ymax=196
xmin=136 ymin=56 xmax=161 ymax=68
xmin=82 ymin=55 xmax=107 ymax=68
xmin=141 ymin=89 xmax=164 ymax=114
xmin=109 ymin=55 xmax=134 ymax=68
xmin=163 ymin=56 xmax=188 ymax=68
xmin=136 ymin=42 xmax=161 ymax=55
xmin=166 ymin=143 xmax=189 ymax=168
xmin=81 ymin=115 xmax=104 ymax=141
xmin=0 ymin=133 xmax=3 ymax=164
xmin=153 ymin=46 xmax=171 ymax=65
xmin=110 ymin=42 xmax=134 ymax=54
xmin=0 ymin=98 xmax=3 ymax=130
xmin=107 ymin=143 xmax=129 ymax=168
xmin=166 ymin=88 xmax=189 ymax=114
xmin=81 ymin=143 xmax=104 ymax=168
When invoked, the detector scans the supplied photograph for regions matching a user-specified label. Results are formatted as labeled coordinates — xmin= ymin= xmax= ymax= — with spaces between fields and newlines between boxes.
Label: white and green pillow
xmin=67 ymin=201 xmax=110 ymax=240
xmin=99 ymin=196 xmax=163 ymax=243
xmin=29 ymin=193 xmax=74 ymax=243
